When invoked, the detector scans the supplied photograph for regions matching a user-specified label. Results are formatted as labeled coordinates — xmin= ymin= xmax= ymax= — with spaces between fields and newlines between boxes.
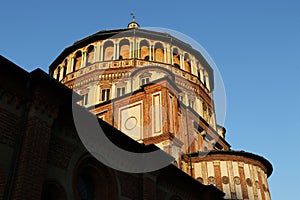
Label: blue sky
xmin=1 ymin=0 xmax=299 ymax=199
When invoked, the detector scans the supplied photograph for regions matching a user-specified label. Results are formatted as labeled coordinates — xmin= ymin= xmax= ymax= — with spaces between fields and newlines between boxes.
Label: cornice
xmin=188 ymin=150 xmax=273 ymax=177
xmin=143 ymin=132 xmax=184 ymax=147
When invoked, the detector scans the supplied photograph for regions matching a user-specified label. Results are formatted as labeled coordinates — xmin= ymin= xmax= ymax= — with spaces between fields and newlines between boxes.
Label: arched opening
xmin=73 ymin=51 xmax=82 ymax=72
xmin=172 ymin=48 xmax=180 ymax=68
xmin=63 ymin=59 xmax=68 ymax=77
xmin=56 ymin=67 xmax=61 ymax=80
xmin=140 ymin=40 xmax=150 ymax=60
xmin=203 ymin=74 xmax=209 ymax=90
xmin=41 ymin=181 xmax=67 ymax=200
xmin=73 ymin=156 xmax=118 ymax=200
xmin=197 ymin=68 xmax=201 ymax=81
xmin=144 ymin=56 xmax=149 ymax=61
xmin=119 ymin=39 xmax=130 ymax=59
xmin=154 ymin=42 xmax=164 ymax=62
xmin=169 ymin=195 xmax=183 ymax=200
xmin=77 ymin=170 xmax=96 ymax=200
xmin=103 ymin=41 xmax=114 ymax=61
xmin=184 ymin=53 xmax=191 ymax=73
xmin=86 ymin=45 xmax=95 ymax=65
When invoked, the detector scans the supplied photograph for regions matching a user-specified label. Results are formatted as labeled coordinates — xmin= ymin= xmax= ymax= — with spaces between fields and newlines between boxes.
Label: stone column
xmin=205 ymin=76 xmax=210 ymax=91
xmin=93 ymin=46 xmax=97 ymax=62
xmin=180 ymin=54 xmax=184 ymax=70
xmin=164 ymin=47 xmax=167 ymax=63
xmin=111 ymin=83 xmax=116 ymax=99
xmin=200 ymin=69 xmax=204 ymax=83
xmin=137 ymin=42 xmax=140 ymax=58
xmin=190 ymin=60 xmax=195 ymax=75
xmin=116 ymin=43 xmax=120 ymax=59
xmin=81 ymin=52 xmax=86 ymax=68
xmin=130 ymin=42 xmax=132 ymax=58
xmin=170 ymin=48 xmax=174 ymax=65
xmin=113 ymin=43 xmax=117 ymax=60
xmin=100 ymin=44 xmax=104 ymax=61
xmin=149 ymin=45 xmax=152 ymax=61
xmin=70 ymin=57 xmax=74 ymax=72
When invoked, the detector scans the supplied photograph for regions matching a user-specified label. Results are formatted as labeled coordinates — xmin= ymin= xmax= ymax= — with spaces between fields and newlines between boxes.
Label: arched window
xmin=154 ymin=42 xmax=164 ymax=62
xmin=73 ymin=51 xmax=82 ymax=72
xmin=41 ymin=181 xmax=67 ymax=200
xmin=103 ymin=41 xmax=114 ymax=61
xmin=74 ymin=156 xmax=118 ymax=200
xmin=77 ymin=172 xmax=95 ymax=200
xmin=169 ymin=195 xmax=182 ymax=200
xmin=139 ymin=72 xmax=152 ymax=86
xmin=63 ymin=59 xmax=68 ymax=77
xmin=140 ymin=40 xmax=150 ymax=60
xmin=197 ymin=68 xmax=201 ymax=81
xmin=86 ymin=45 xmax=95 ymax=65
xmin=101 ymin=88 xmax=111 ymax=102
xmin=184 ymin=53 xmax=191 ymax=73
xmin=172 ymin=48 xmax=180 ymax=68
xmin=119 ymin=39 xmax=130 ymax=59
xmin=56 ymin=67 xmax=61 ymax=80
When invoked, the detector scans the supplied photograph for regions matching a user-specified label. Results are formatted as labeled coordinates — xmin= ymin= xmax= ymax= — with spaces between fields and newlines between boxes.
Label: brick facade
xmin=11 ymin=118 xmax=52 ymax=200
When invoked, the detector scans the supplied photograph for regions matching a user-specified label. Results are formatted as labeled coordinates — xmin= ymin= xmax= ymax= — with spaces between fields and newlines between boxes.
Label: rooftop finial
xmin=130 ymin=12 xmax=136 ymax=22
xmin=128 ymin=13 xmax=140 ymax=29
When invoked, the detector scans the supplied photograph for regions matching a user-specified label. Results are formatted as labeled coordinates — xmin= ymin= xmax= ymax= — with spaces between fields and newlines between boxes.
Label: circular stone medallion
xmin=234 ymin=177 xmax=241 ymax=185
xmin=208 ymin=176 xmax=215 ymax=185
xmin=255 ymin=181 xmax=260 ymax=189
xmin=246 ymin=178 xmax=253 ymax=187
xmin=196 ymin=177 xmax=204 ymax=184
xmin=222 ymin=176 xmax=229 ymax=184
xmin=125 ymin=116 xmax=138 ymax=130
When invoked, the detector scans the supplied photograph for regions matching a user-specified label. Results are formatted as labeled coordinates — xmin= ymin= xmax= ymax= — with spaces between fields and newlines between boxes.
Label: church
xmin=0 ymin=18 xmax=272 ymax=200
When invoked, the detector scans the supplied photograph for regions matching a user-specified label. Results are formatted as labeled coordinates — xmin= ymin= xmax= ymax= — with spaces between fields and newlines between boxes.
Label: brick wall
xmin=143 ymin=176 xmax=156 ymax=200
xmin=11 ymin=117 xmax=52 ymax=200
xmin=0 ymin=107 xmax=19 ymax=147
xmin=0 ymin=167 xmax=5 ymax=200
